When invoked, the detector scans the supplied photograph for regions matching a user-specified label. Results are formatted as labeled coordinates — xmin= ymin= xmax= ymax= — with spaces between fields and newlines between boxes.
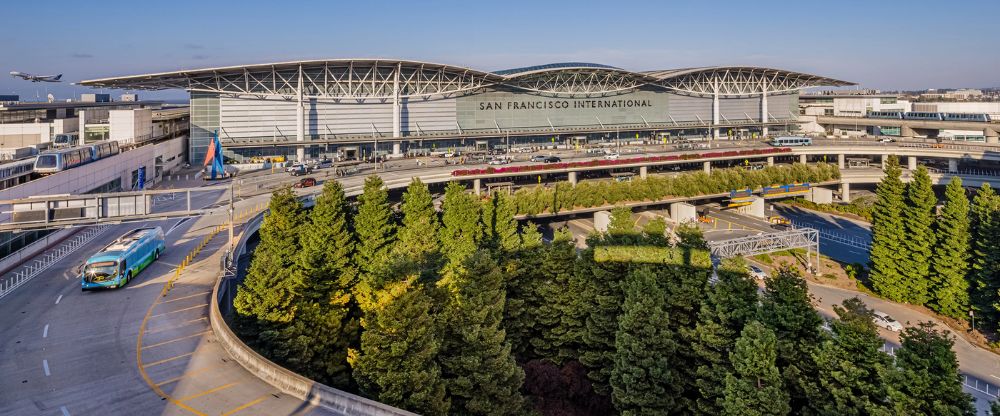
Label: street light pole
xmin=228 ymin=177 xmax=235 ymax=265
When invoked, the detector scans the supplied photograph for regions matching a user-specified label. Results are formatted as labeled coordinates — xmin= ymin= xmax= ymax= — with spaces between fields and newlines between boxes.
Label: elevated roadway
xmin=814 ymin=115 xmax=1000 ymax=142
xmin=3 ymin=138 xmax=1000 ymax=415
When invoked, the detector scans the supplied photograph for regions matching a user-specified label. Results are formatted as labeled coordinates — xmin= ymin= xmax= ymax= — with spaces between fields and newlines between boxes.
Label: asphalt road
xmin=775 ymin=205 xmax=872 ymax=264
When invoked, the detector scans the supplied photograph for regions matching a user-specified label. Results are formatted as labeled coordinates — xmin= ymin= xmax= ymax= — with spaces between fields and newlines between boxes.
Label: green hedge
xmin=513 ymin=163 xmax=841 ymax=216
xmin=594 ymin=245 xmax=712 ymax=267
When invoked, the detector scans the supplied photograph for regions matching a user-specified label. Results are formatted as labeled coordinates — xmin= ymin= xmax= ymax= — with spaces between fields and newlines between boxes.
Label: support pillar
xmin=712 ymin=77 xmax=720 ymax=140
xmin=703 ymin=161 xmax=711 ymax=173
xmin=392 ymin=142 xmax=402 ymax=157
xmin=760 ymin=87 xmax=769 ymax=137
xmin=948 ymin=158 xmax=958 ymax=173
xmin=986 ymin=127 xmax=999 ymax=144
xmin=881 ymin=154 xmax=887 ymax=169
xmin=837 ymin=153 xmax=845 ymax=169
xmin=840 ymin=182 xmax=851 ymax=203
xmin=473 ymin=178 xmax=481 ymax=196
xmin=296 ymin=65 xmax=306 ymax=162
xmin=568 ymin=171 xmax=578 ymax=186
xmin=77 ymin=110 xmax=87 ymax=145
xmin=799 ymin=154 xmax=807 ymax=164
xmin=639 ymin=166 xmax=648 ymax=179
xmin=901 ymin=125 xmax=916 ymax=138
xmin=767 ymin=156 xmax=774 ymax=166
xmin=392 ymin=62 xmax=401 ymax=141
xmin=907 ymin=156 xmax=917 ymax=171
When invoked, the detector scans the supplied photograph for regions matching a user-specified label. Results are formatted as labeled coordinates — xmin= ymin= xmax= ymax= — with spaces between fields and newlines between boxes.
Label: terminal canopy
xmin=80 ymin=59 xmax=854 ymax=99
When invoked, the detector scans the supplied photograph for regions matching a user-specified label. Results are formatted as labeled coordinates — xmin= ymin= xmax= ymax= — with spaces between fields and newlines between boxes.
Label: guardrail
xmin=209 ymin=210 xmax=416 ymax=415
xmin=0 ymin=224 xmax=111 ymax=300
xmin=789 ymin=221 xmax=872 ymax=251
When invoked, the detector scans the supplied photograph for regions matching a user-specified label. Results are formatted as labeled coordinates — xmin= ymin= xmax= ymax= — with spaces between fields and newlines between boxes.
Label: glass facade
xmin=190 ymin=92 xmax=220 ymax=166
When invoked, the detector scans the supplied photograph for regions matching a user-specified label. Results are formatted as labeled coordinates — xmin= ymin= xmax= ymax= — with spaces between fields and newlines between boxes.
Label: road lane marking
xmin=160 ymin=291 xmax=211 ymax=304
xmin=141 ymin=330 xmax=209 ymax=350
xmin=60 ymin=406 xmax=69 ymax=416
xmin=992 ymin=374 xmax=1000 ymax=380
xmin=149 ymin=303 xmax=208 ymax=318
xmin=176 ymin=382 xmax=239 ymax=403
xmin=43 ymin=359 xmax=50 ymax=376
xmin=144 ymin=317 xmax=207 ymax=335
xmin=220 ymin=394 xmax=270 ymax=416
xmin=154 ymin=364 xmax=222 ymax=387
xmin=142 ymin=352 xmax=194 ymax=368
xmin=54 ymin=295 xmax=62 ymax=305
xmin=43 ymin=324 xmax=49 ymax=338
xmin=165 ymin=218 xmax=190 ymax=237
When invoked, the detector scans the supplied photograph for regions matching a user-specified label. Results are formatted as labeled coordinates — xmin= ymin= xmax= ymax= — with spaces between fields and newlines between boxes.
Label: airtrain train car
xmin=33 ymin=140 xmax=120 ymax=175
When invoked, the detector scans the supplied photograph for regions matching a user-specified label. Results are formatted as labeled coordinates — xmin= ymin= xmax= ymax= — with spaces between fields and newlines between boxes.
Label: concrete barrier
xmin=0 ymin=227 xmax=77 ymax=276
xmin=210 ymin=212 xmax=417 ymax=416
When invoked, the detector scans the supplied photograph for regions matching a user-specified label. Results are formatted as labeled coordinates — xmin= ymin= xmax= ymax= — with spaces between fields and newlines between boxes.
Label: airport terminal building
xmin=80 ymin=59 xmax=853 ymax=163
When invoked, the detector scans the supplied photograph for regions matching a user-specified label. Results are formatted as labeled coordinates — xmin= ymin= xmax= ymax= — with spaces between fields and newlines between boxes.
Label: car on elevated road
xmin=293 ymin=177 xmax=317 ymax=188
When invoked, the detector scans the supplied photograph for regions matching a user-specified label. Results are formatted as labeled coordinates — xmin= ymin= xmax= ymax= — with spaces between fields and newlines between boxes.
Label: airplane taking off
xmin=9 ymin=71 xmax=62 ymax=82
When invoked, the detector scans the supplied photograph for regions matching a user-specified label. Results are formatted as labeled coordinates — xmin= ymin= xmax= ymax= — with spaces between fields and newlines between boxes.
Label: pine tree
xmin=438 ymin=250 xmax=526 ymax=415
xmin=807 ymin=297 xmax=892 ymax=415
xmin=578 ymin=244 xmax=629 ymax=396
xmin=493 ymin=193 xmax=520 ymax=253
xmin=351 ymin=277 xmax=450 ymax=416
xmin=901 ymin=165 xmax=937 ymax=305
xmin=758 ymin=265 xmax=824 ymax=413
xmin=931 ymin=177 xmax=972 ymax=319
xmin=970 ymin=183 xmax=1000 ymax=330
xmin=608 ymin=206 xmax=636 ymax=236
xmin=722 ymin=321 xmax=791 ymax=416
xmin=354 ymin=175 xmax=396 ymax=284
xmin=290 ymin=180 xmax=358 ymax=388
xmin=439 ymin=182 xmax=482 ymax=280
xmin=887 ymin=322 xmax=976 ymax=416
xmin=642 ymin=216 xmax=668 ymax=245
xmin=869 ymin=154 xmax=908 ymax=302
xmin=393 ymin=178 xmax=440 ymax=268
xmin=692 ymin=258 xmax=761 ymax=415
xmin=610 ymin=266 xmax=679 ymax=415
xmin=234 ymin=187 xmax=304 ymax=326
xmin=502 ymin=222 xmax=546 ymax=359
xmin=532 ymin=228 xmax=584 ymax=361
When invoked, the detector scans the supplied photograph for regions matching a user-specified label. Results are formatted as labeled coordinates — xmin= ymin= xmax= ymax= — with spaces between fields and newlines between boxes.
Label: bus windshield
xmin=84 ymin=261 xmax=118 ymax=281
xmin=35 ymin=155 xmax=58 ymax=168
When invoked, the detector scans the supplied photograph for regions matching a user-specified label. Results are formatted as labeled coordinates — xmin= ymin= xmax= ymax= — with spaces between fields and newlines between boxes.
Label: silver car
xmin=872 ymin=311 xmax=904 ymax=332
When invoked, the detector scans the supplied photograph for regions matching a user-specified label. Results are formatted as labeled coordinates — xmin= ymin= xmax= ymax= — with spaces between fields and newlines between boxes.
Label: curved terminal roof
xmin=79 ymin=58 xmax=854 ymax=98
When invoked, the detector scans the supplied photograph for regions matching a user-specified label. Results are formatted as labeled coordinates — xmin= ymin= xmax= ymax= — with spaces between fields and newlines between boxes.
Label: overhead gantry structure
xmin=80 ymin=59 xmax=854 ymax=160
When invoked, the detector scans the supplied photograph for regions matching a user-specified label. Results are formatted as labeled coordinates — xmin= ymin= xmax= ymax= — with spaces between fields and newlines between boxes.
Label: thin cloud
xmin=71 ymin=53 xmax=94 ymax=59
xmin=192 ymin=54 xmax=210 ymax=60
xmin=184 ymin=43 xmax=204 ymax=50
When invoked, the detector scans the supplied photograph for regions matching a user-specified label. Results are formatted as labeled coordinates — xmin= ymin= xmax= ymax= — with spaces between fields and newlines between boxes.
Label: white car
xmin=748 ymin=265 xmax=768 ymax=281
xmin=488 ymin=157 xmax=510 ymax=165
xmin=872 ymin=311 xmax=904 ymax=332
xmin=604 ymin=153 xmax=620 ymax=160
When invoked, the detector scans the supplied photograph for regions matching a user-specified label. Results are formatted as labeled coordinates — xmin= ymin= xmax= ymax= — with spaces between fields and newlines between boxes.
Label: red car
xmin=293 ymin=177 xmax=317 ymax=188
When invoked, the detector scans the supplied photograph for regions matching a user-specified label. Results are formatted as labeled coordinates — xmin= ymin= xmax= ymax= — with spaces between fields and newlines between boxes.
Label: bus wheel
xmin=154 ymin=249 xmax=159 ymax=260
xmin=125 ymin=272 xmax=132 ymax=285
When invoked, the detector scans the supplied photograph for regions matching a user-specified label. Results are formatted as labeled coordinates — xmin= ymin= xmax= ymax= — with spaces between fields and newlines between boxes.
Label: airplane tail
xmin=54 ymin=74 xmax=62 ymax=80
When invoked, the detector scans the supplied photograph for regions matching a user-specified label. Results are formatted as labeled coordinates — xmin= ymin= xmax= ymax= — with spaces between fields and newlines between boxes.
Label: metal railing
xmin=0 ymin=224 xmax=111 ymax=300
xmin=881 ymin=343 xmax=998 ymax=399
xmin=789 ymin=220 xmax=871 ymax=251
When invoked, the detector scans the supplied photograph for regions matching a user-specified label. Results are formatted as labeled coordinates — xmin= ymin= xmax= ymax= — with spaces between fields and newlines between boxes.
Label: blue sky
xmin=3 ymin=0 xmax=998 ymax=101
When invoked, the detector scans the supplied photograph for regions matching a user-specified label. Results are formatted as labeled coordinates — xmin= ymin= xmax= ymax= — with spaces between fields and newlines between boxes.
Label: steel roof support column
xmin=712 ymin=76 xmax=720 ymax=140
xmin=296 ymin=64 xmax=305 ymax=162
xmin=392 ymin=63 xmax=402 ymax=156
xmin=761 ymin=84 xmax=769 ymax=137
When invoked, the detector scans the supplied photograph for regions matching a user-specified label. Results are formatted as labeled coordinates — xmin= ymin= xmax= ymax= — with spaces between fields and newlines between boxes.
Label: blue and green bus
xmin=82 ymin=227 xmax=165 ymax=291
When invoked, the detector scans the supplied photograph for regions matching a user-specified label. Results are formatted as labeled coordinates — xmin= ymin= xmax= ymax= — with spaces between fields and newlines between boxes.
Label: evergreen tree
xmin=502 ymin=222 xmax=546 ymax=359
xmin=807 ymin=297 xmax=892 ymax=415
xmin=439 ymin=182 xmax=482 ymax=279
xmin=578 ymin=242 xmax=629 ymax=396
xmin=970 ymin=183 xmax=1000 ymax=330
xmin=610 ymin=266 xmax=680 ymax=416
xmin=758 ymin=265 xmax=823 ymax=413
xmin=393 ymin=178 xmax=440 ymax=268
xmin=721 ymin=321 xmax=791 ymax=416
xmin=438 ymin=250 xmax=526 ymax=415
xmin=493 ymin=192 xmax=520 ymax=253
xmin=869 ymin=154 xmax=909 ymax=302
xmin=351 ymin=277 xmax=449 ymax=416
xmin=354 ymin=175 xmax=396 ymax=284
xmin=691 ymin=258 xmax=761 ymax=415
xmin=234 ymin=187 xmax=304 ymax=325
xmin=290 ymin=180 xmax=358 ymax=388
xmin=641 ymin=217 xmax=668 ymax=245
xmin=901 ymin=165 xmax=937 ymax=305
xmin=532 ymin=228 xmax=582 ymax=361
xmin=887 ymin=322 xmax=976 ymax=416
xmin=608 ymin=206 xmax=636 ymax=236
xmin=931 ymin=177 xmax=972 ymax=319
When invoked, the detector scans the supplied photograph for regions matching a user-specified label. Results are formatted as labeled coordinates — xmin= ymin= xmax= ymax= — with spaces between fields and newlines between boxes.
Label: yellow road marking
xmin=154 ymin=364 xmax=221 ymax=387
xmin=142 ymin=352 xmax=194 ymax=368
xmin=144 ymin=317 xmax=208 ymax=335
xmin=150 ymin=303 xmax=208 ymax=318
xmin=160 ymin=291 xmax=211 ymax=304
xmin=220 ymin=394 xmax=271 ymax=416
xmin=141 ymin=330 xmax=209 ymax=350
xmin=176 ymin=382 xmax=239 ymax=403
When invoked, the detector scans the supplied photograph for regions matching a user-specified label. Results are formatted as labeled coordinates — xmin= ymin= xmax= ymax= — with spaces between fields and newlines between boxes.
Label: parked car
xmin=293 ymin=177 xmax=317 ymax=188
xmin=543 ymin=156 xmax=562 ymax=163
xmin=530 ymin=155 xmax=548 ymax=163
xmin=748 ymin=265 xmax=768 ymax=281
xmin=488 ymin=157 xmax=511 ymax=165
xmin=872 ymin=311 xmax=904 ymax=332
xmin=604 ymin=153 xmax=620 ymax=160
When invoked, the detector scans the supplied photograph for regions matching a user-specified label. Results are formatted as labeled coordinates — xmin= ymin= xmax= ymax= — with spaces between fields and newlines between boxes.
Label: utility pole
xmin=228 ymin=177 xmax=235 ymax=265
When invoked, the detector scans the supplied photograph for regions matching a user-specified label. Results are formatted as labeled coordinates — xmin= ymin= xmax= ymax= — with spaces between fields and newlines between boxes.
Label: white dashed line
xmin=55 ymin=295 xmax=62 ymax=305
xmin=43 ymin=324 xmax=49 ymax=338
xmin=43 ymin=359 xmax=50 ymax=376
xmin=60 ymin=406 xmax=70 ymax=416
